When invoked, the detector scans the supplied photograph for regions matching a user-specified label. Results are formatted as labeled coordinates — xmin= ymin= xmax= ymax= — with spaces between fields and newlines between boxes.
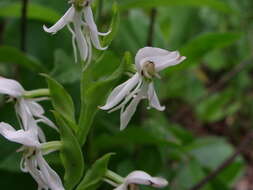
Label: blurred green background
xmin=0 ymin=0 xmax=253 ymax=189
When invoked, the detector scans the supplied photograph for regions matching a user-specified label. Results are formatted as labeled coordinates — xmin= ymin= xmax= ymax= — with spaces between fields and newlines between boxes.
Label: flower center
xmin=72 ymin=0 xmax=91 ymax=10
xmin=141 ymin=61 xmax=156 ymax=81
xmin=128 ymin=184 xmax=139 ymax=190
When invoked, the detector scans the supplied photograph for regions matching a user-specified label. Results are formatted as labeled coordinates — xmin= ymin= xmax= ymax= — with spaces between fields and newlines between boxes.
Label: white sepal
xmin=43 ymin=6 xmax=75 ymax=34
xmin=0 ymin=122 xmax=40 ymax=147
xmin=0 ymin=77 xmax=25 ymax=97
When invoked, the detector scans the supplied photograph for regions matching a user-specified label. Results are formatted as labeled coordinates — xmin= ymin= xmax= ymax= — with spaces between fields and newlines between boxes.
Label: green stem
xmin=77 ymin=104 xmax=97 ymax=145
xmin=77 ymin=65 xmax=97 ymax=145
xmin=41 ymin=141 xmax=62 ymax=154
xmin=24 ymin=89 xmax=50 ymax=98
xmin=105 ymin=170 xmax=124 ymax=184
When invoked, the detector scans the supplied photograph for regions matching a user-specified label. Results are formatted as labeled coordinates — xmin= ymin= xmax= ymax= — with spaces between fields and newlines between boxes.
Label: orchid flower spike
xmin=0 ymin=77 xmax=57 ymax=132
xmin=43 ymin=0 xmax=110 ymax=66
xmin=0 ymin=122 xmax=64 ymax=190
xmin=100 ymin=47 xmax=186 ymax=130
xmin=114 ymin=171 xmax=168 ymax=190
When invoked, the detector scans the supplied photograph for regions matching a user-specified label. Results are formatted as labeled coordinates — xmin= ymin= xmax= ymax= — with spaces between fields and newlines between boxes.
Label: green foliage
xmin=50 ymin=49 xmax=81 ymax=84
xmin=76 ymin=153 xmax=114 ymax=190
xmin=0 ymin=0 xmax=251 ymax=189
xmin=119 ymin=0 xmax=235 ymax=13
xmin=77 ymin=51 xmax=129 ymax=145
xmin=43 ymin=74 xmax=77 ymax=131
xmin=102 ymin=2 xmax=120 ymax=47
xmin=0 ymin=3 xmax=60 ymax=23
xmin=53 ymin=111 xmax=84 ymax=190
xmin=0 ymin=46 xmax=46 ymax=72
xmin=180 ymin=32 xmax=242 ymax=68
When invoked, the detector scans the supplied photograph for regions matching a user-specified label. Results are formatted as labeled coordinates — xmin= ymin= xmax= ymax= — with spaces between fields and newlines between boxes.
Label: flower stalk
xmin=24 ymin=89 xmax=50 ymax=98
xmin=41 ymin=141 xmax=62 ymax=154
xmin=105 ymin=170 xmax=124 ymax=184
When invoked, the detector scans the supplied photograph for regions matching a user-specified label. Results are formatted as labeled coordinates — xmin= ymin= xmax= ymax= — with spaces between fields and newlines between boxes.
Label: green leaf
xmin=196 ymin=89 xmax=241 ymax=122
xmin=119 ymin=0 xmax=235 ymax=14
xmin=50 ymin=49 xmax=81 ymax=84
xmin=76 ymin=153 xmax=114 ymax=190
xmin=184 ymin=137 xmax=234 ymax=169
xmin=0 ymin=46 xmax=46 ymax=72
xmin=53 ymin=112 xmax=84 ymax=190
xmin=0 ymin=3 xmax=61 ymax=23
xmin=179 ymin=32 xmax=241 ymax=68
xmin=93 ymin=128 xmax=180 ymax=150
xmin=42 ymin=74 xmax=76 ymax=130
xmin=102 ymin=2 xmax=120 ymax=47
xmin=77 ymin=52 xmax=128 ymax=145
xmin=173 ymin=160 xmax=212 ymax=190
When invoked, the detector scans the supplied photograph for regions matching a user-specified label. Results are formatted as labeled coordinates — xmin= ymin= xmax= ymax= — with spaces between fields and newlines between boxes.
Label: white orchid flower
xmin=43 ymin=0 xmax=110 ymax=65
xmin=0 ymin=77 xmax=57 ymax=131
xmin=0 ymin=122 xmax=64 ymax=190
xmin=114 ymin=170 xmax=168 ymax=190
xmin=100 ymin=47 xmax=186 ymax=130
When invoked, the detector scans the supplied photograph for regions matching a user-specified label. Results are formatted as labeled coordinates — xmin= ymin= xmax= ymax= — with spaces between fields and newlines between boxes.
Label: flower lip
xmin=123 ymin=170 xmax=168 ymax=189
xmin=0 ymin=77 xmax=25 ymax=97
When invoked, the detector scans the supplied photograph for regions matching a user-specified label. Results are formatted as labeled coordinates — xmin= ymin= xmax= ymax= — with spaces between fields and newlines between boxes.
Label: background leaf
xmin=77 ymin=153 xmax=114 ymax=190
xmin=0 ymin=3 xmax=60 ymax=23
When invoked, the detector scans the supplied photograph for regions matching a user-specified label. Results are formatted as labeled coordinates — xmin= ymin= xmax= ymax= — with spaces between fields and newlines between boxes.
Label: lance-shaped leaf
xmin=0 ymin=46 xmax=46 ymax=72
xmin=76 ymin=153 xmax=114 ymax=190
xmin=42 ymin=74 xmax=77 ymax=132
xmin=53 ymin=111 xmax=84 ymax=190
xmin=78 ymin=52 xmax=130 ymax=145
xmin=0 ymin=3 xmax=61 ymax=23
xmin=168 ymin=32 xmax=242 ymax=72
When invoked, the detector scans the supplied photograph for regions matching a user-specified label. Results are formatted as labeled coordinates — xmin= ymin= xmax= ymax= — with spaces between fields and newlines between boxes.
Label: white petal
xmin=15 ymin=98 xmax=33 ymax=130
xmin=90 ymin=31 xmax=108 ymax=50
xmin=155 ymin=54 xmax=186 ymax=72
xmin=84 ymin=6 xmax=98 ymax=34
xmin=125 ymin=171 xmax=153 ymax=186
xmin=120 ymin=83 xmax=147 ymax=130
xmin=137 ymin=51 xmax=180 ymax=73
xmin=150 ymin=177 xmax=168 ymax=188
xmin=100 ymin=73 xmax=139 ymax=110
xmin=0 ymin=77 xmax=25 ymax=97
xmin=26 ymin=100 xmax=44 ymax=115
xmin=43 ymin=6 xmax=75 ymax=34
xmin=135 ymin=47 xmax=170 ymax=70
xmin=125 ymin=170 xmax=168 ymax=188
xmin=37 ymin=127 xmax=46 ymax=143
xmin=120 ymin=93 xmax=142 ymax=130
xmin=148 ymin=83 xmax=165 ymax=111
xmin=67 ymin=24 xmax=78 ymax=63
xmin=0 ymin=122 xmax=40 ymax=147
xmin=98 ymin=29 xmax=111 ymax=36
xmin=26 ymin=100 xmax=58 ymax=131
xmin=36 ymin=152 xmax=65 ymax=190
xmin=25 ymin=156 xmax=48 ymax=189
xmin=84 ymin=6 xmax=107 ymax=50
xmin=73 ymin=12 xmax=88 ymax=61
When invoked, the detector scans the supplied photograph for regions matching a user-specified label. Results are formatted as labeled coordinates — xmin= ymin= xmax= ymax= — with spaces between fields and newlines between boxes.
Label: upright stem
xmin=147 ymin=8 xmax=157 ymax=46
xmin=189 ymin=132 xmax=253 ymax=190
xmin=21 ymin=0 xmax=28 ymax=52
xmin=16 ymin=0 xmax=28 ymax=79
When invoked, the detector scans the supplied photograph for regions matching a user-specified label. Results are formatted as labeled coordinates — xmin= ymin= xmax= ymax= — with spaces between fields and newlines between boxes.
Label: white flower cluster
xmin=0 ymin=0 xmax=187 ymax=189
xmin=44 ymin=0 xmax=110 ymax=67
xmin=0 ymin=77 xmax=64 ymax=190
